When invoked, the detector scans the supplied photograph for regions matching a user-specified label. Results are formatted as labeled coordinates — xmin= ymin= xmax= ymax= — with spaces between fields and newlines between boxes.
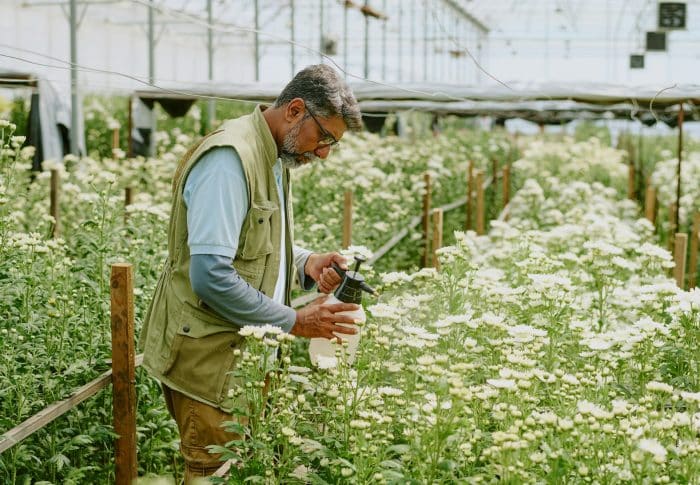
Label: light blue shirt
xmin=183 ymin=147 xmax=314 ymax=332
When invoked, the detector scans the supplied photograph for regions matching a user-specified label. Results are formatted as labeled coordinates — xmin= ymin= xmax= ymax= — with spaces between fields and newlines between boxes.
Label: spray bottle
xmin=309 ymin=256 xmax=376 ymax=366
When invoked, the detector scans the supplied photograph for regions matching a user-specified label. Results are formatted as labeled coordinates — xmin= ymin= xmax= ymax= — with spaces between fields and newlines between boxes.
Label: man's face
xmin=280 ymin=100 xmax=346 ymax=169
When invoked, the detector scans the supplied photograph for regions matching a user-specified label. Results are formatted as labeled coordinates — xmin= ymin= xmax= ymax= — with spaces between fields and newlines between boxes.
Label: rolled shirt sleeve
xmin=293 ymin=245 xmax=316 ymax=291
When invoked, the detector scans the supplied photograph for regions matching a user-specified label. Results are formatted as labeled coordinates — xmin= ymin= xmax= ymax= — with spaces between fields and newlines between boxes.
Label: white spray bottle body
xmin=308 ymin=294 xmax=365 ymax=366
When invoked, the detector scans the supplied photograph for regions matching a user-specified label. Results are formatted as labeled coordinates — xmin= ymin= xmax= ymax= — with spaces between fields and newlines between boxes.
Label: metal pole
xmin=290 ymin=0 xmax=295 ymax=76
xmin=382 ymin=0 xmax=387 ymax=81
xmin=254 ymin=0 xmax=260 ymax=81
xmin=423 ymin=0 xmax=428 ymax=82
xmin=207 ymin=0 xmax=215 ymax=131
xmin=319 ymin=0 xmax=324 ymax=63
xmin=69 ymin=0 xmax=79 ymax=155
xmin=397 ymin=0 xmax=402 ymax=81
xmin=148 ymin=0 xmax=156 ymax=156
xmin=453 ymin=15 xmax=458 ymax=83
xmin=343 ymin=0 xmax=348 ymax=77
xmin=363 ymin=0 xmax=369 ymax=78
xmin=410 ymin=0 xmax=415 ymax=82
xmin=675 ymin=103 xmax=684 ymax=231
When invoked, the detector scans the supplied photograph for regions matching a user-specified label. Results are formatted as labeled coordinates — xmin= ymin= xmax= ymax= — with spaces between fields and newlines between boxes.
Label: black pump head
xmin=331 ymin=257 xmax=376 ymax=304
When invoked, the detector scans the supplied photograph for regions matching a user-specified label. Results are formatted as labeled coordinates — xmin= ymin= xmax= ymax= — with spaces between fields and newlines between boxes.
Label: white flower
xmin=507 ymin=324 xmax=547 ymax=343
xmin=487 ymin=379 xmax=517 ymax=390
xmin=637 ymin=438 xmax=667 ymax=463
xmin=645 ymin=381 xmax=674 ymax=394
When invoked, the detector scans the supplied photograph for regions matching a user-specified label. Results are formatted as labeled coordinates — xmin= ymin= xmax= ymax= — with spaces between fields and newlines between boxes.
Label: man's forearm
xmin=190 ymin=254 xmax=296 ymax=332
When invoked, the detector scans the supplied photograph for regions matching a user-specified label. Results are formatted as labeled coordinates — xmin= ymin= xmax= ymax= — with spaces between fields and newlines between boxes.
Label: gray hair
xmin=273 ymin=64 xmax=363 ymax=132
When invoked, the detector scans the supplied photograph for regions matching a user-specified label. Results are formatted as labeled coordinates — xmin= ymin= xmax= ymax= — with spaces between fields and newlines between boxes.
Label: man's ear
xmin=285 ymin=98 xmax=306 ymax=122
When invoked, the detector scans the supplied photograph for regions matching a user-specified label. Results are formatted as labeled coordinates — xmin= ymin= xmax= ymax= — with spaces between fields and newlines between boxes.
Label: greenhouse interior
xmin=2 ymin=0 xmax=700 ymax=483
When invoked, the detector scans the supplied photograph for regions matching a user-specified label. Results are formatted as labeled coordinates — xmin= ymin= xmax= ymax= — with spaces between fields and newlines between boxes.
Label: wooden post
xmin=124 ymin=187 xmax=133 ymax=223
xmin=644 ymin=185 xmax=656 ymax=224
xmin=674 ymin=233 xmax=688 ymax=289
xmin=342 ymin=190 xmax=352 ymax=249
xmin=421 ymin=172 xmax=432 ymax=267
xmin=432 ymin=208 xmax=443 ymax=271
xmin=476 ymin=171 xmax=485 ymax=235
xmin=111 ymin=127 xmax=120 ymax=152
xmin=50 ymin=169 xmax=60 ymax=238
xmin=689 ymin=213 xmax=700 ymax=289
xmin=491 ymin=158 xmax=498 ymax=187
xmin=125 ymin=187 xmax=133 ymax=208
xmin=669 ymin=203 xmax=677 ymax=252
xmin=502 ymin=165 xmax=510 ymax=208
xmin=465 ymin=160 xmax=473 ymax=230
xmin=627 ymin=162 xmax=635 ymax=200
xmin=675 ymin=103 xmax=684 ymax=237
xmin=110 ymin=263 xmax=137 ymax=485
xmin=127 ymin=96 xmax=133 ymax=158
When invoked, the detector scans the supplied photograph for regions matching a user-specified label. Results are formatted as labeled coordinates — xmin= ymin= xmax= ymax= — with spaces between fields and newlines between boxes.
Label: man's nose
xmin=314 ymin=145 xmax=331 ymax=159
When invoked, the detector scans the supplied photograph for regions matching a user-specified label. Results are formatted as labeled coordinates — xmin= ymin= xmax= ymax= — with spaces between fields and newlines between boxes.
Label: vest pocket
xmin=239 ymin=202 xmax=277 ymax=260
xmin=163 ymin=329 xmax=244 ymax=404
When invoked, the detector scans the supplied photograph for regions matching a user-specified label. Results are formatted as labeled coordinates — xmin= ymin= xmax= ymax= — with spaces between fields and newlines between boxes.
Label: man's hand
xmin=290 ymin=295 xmax=359 ymax=340
xmin=305 ymin=252 xmax=347 ymax=294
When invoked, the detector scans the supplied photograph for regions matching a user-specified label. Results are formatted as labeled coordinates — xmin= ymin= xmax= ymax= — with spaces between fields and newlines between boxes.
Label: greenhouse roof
xmin=134 ymin=81 xmax=700 ymax=106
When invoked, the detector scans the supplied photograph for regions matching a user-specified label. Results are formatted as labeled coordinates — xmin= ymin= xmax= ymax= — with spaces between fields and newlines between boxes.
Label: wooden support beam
xmin=112 ymin=127 xmax=120 ymax=152
xmin=669 ymin=203 xmax=678 ymax=252
xmin=644 ymin=185 xmax=656 ymax=224
xmin=110 ymin=263 xmax=137 ymax=485
xmin=50 ymin=169 xmax=60 ymax=238
xmin=674 ymin=233 xmax=688 ymax=289
xmin=342 ymin=190 xmax=353 ymax=249
xmin=502 ymin=165 xmax=510 ymax=209
xmin=476 ymin=171 xmax=485 ymax=235
xmin=0 ymin=354 xmax=143 ymax=454
xmin=627 ymin=162 xmax=635 ymax=200
xmin=689 ymin=213 xmax=700 ymax=289
xmin=421 ymin=172 xmax=432 ymax=267
xmin=465 ymin=160 xmax=473 ymax=230
xmin=432 ymin=208 xmax=443 ymax=271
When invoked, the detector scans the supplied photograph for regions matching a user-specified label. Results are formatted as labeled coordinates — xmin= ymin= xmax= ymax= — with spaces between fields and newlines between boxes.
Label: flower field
xmin=219 ymin=138 xmax=700 ymax=483
xmin=0 ymin=112 xmax=511 ymax=483
xmin=1 ymin=108 xmax=699 ymax=483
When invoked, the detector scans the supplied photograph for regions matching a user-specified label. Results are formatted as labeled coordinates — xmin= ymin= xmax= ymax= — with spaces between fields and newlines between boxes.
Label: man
xmin=139 ymin=64 xmax=364 ymax=481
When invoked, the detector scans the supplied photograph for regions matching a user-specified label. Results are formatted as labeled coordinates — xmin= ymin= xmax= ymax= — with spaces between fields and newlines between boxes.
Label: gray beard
xmin=280 ymin=121 xmax=321 ymax=169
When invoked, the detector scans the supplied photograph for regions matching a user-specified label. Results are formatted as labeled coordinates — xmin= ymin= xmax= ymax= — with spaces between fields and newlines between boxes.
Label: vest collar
xmin=254 ymin=105 xmax=278 ymax=168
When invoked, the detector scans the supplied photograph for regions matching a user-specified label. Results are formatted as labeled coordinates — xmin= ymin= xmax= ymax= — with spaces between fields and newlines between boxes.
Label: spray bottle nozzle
xmin=330 ymin=258 xmax=376 ymax=302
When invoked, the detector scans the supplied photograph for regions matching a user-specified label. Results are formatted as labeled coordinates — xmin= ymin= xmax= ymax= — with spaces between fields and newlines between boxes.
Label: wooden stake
xmin=502 ymin=165 xmax=510 ymax=208
xmin=124 ymin=187 xmax=133 ymax=223
xmin=669 ymin=203 xmax=678 ymax=252
xmin=342 ymin=190 xmax=352 ymax=249
xmin=110 ymin=263 xmax=137 ymax=485
xmin=432 ymin=208 xmax=443 ymax=271
xmin=476 ymin=171 xmax=485 ymax=235
xmin=465 ymin=160 xmax=474 ymax=230
xmin=111 ymin=127 xmax=120 ymax=152
xmin=627 ymin=162 xmax=635 ymax=200
xmin=491 ymin=158 xmax=498 ymax=187
xmin=125 ymin=187 xmax=133 ymax=207
xmin=644 ymin=185 xmax=656 ymax=224
xmin=127 ymin=96 xmax=133 ymax=158
xmin=421 ymin=173 xmax=432 ymax=267
xmin=674 ymin=233 xmax=688 ymax=289
xmin=689 ymin=213 xmax=700 ymax=289
xmin=50 ymin=169 xmax=60 ymax=238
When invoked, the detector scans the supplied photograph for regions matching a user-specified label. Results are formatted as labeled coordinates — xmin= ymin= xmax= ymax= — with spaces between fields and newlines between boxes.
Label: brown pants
xmin=161 ymin=384 xmax=245 ymax=484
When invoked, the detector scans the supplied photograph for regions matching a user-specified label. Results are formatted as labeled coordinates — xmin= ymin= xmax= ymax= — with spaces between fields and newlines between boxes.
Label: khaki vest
xmin=138 ymin=106 xmax=295 ymax=410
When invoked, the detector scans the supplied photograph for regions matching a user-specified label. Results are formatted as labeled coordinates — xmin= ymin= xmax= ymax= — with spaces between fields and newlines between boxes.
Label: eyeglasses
xmin=305 ymin=105 xmax=339 ymax=148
